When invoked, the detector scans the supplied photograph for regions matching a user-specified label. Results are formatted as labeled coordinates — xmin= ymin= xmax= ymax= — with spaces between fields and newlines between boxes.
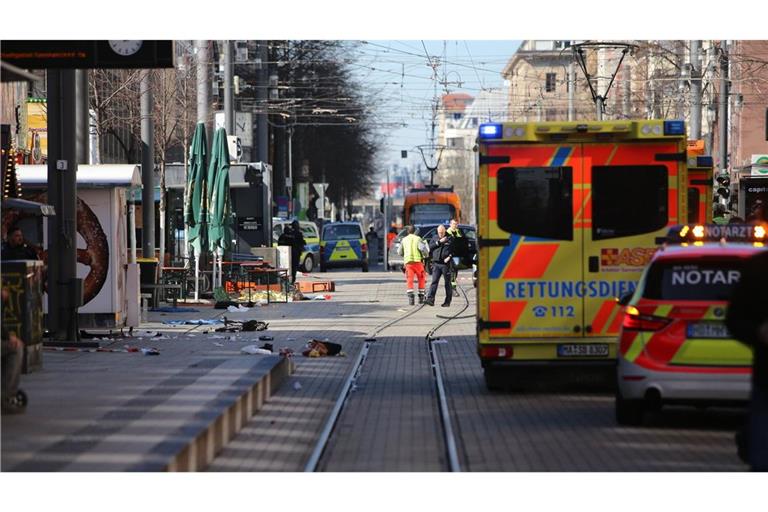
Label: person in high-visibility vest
xmin=446 ymin=219 xmax=465 ymax=297
xmin=398 ymin=225 xmax=427 ymax=305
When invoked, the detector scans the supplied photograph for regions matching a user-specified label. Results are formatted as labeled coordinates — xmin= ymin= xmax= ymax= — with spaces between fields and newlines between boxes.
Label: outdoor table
xmin=240 ymin=263 xmax=289 ymax=304
xmin=160 ymin=266 xmax=189 ymax=303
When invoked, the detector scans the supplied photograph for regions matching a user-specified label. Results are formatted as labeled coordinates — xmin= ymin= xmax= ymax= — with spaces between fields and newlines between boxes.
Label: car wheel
xmin=615 ymin=391 xmax=645 ymax=426
xmin=319 ymin=262 xmax=327 ymax=273
xmin=302 ymin=255 xmax=314 ymax=273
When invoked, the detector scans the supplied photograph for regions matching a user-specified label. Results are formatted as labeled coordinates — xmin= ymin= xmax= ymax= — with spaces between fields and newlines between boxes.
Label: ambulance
xmin=476 ymin=120 xmax=689 ymax=389
xmin=686 ymin=140 xmax=714 ymax=224
xmin=616 ymin=223 xmax=767 ymax=425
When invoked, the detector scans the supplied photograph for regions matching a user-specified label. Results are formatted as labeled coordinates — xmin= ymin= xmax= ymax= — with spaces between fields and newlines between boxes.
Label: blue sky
xmin=351 ymin=40 xmax=522 ymax=170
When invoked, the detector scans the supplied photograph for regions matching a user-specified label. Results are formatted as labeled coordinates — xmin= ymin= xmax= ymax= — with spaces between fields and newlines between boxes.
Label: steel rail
xmin=426 ymin=283 xmax=470 ymax=472
xmin=306 ymin=282 xmax=469 ymax=472
xmin=303 ymin=341 xmax=371 ymax=472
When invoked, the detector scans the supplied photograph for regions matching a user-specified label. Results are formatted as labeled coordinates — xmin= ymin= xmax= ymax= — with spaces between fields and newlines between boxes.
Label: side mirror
xmin=616 ymin=291 xmax=633 ymax=307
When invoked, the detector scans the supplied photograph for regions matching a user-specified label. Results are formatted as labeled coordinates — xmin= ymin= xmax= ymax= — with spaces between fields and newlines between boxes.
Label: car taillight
xmin=320 ymin=245 xmax=325 ymax=255
xmin=622 ymin=306 xmax=672 ymax=332
xmin=361 ymin=243 xmax=368 ymax=253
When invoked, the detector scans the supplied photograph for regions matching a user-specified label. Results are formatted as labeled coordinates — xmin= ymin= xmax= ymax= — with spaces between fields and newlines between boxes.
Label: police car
xmin=273 ymin=219 xmax=321 ymax=272
xmin=615 ymin=223 xmax=767 ymax=425
xmin=319 ymin=222 xmax=369 ymax=272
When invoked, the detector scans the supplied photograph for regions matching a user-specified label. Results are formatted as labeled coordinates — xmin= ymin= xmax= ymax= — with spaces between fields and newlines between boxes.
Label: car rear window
xmin=323 ymin=225 xmax=362 ymax=240
xmin=642 ymin=258 xmax=745 ymax=301
xmin=300 ymin=224 xmax=318 ymax=238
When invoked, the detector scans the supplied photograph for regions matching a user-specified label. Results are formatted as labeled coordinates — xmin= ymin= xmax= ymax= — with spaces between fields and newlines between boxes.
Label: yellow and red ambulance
xmin=686 ymin=140 xmax=714 ymax=224
xmin=476 ymin=120 xmax=688 ymax=389
xmin=616 ymin=223 xmax=767 ymax=425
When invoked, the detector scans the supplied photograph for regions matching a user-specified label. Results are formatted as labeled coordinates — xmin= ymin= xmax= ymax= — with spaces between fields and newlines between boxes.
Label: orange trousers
xmin=405 ymin=262 xmax=426 ymax=291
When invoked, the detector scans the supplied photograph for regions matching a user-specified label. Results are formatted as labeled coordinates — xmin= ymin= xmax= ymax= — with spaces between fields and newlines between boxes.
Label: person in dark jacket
xmin=425 ymin=224 xmax=453 ymax=307
xmin=726 ymin=251 xmax=768 ymax=471
xmin=446 ymin=219 xmax=467 ymax=297
xmin=278 ymin=220 xmax=306 ymax=284
xmin=1 ymin=227 xmax=38 ymax=261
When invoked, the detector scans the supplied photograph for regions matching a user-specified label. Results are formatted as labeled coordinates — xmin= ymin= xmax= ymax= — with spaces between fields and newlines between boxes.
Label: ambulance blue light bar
xmin=663 ymin=120 xmax=686 ymax=136
xmin=479 ymin=123 xmax=503 ymax=139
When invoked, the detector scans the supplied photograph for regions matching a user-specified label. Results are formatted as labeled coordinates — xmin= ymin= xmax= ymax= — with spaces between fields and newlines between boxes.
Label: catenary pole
xmin=224 ymin=40 xmax=234 ymax=135
xmin=47 ymin=69 xmax=79 ymax=341
xmin=719 ymin=41 xmax=729 ymax=175
xmin=75 ymin=70 xmax=89 ymax=164
xmin=690 ymin=40 xmax=703 ymax=140
xmin=141 ymin=70 xmax=155 ymax=261
xmin=568 ymin=62 xmax=575 ymax=121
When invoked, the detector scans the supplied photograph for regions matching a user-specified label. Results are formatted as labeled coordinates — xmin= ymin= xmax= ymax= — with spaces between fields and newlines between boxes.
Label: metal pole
xmin=141 ymin=70 xmax=155 ymax=261
xmin=256 ymin=41 xmax=268 ymax=164
xmin=690 ymin=40 xmax=703 ymax=140
xmin=320 ymin=168 xmax=326 ymax=221
xmin=383 ymin=167 xmax=390 ymax=271
xmin=195 ymin=40 xmax=210 ymax=301
xmin=75 ymin=70 xmax=89 ymax=164
xmin=287 ymin=127 xmax=293 ymax=217
xmin=719 ymin=41 xmax=729 ymax=174
xmin=224 ymin=40 xmax=234 ymax=135
xmin=622 ymin=67 xmax=631 ymax=119
xmin=130 ymin=197 xmax=137 ymax=263
xmin=46 ymin=69 xmax=78 ymax=341
xmin=596 ymin=46 xmax=607 ymax=120
xmin=596 ymin=96 xmax=604 ymax=121
xmin=677 ymin=44 xmax=687 ymax=120
xmin=196 ymin=40 xmax=210 ymax=139
xmin=567 ymin=62 xmax=575 ymax=121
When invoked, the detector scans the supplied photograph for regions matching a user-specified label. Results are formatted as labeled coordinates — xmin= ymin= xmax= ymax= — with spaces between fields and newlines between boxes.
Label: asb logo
xmin=600 ymin=247 xmax=657 ymax=267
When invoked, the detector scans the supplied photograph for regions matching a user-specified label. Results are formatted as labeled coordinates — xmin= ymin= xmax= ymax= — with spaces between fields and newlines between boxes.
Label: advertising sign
xmin=751 ymin=155 xmax=768 ymax=176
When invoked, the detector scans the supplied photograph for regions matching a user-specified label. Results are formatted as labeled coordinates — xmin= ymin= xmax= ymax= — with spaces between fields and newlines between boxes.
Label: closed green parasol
xmin=206 ymin=128 xmax=232 ymax=290
xmin=184 ymin=122 xmax=208 ymax=300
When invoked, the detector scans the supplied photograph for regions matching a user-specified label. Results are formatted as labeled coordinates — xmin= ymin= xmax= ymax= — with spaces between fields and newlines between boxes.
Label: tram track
xmin=304 ymin=282 xmax=471 ymax=472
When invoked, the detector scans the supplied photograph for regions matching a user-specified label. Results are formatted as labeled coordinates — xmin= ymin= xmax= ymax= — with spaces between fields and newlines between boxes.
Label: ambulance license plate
xmin=557 ymin=344 xmax=609 ymax=357
xmin=686 ymin=322 xmax=731 ymax=339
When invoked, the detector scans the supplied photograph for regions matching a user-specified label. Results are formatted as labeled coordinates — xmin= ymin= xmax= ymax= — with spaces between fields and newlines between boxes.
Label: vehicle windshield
xmin=410 ymin=204 xmax=455 ymax=225
xmin=323 ymin=225 xmax=362 ymax=240
xmin=395 ymin=225 xmax=438 ymax=242
xmin=642 ymin=258 xmax=746 ymax=301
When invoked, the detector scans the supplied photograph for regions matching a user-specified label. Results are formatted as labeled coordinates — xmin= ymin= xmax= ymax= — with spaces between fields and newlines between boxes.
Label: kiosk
xmin=14 ymin=165 xmax=141 ymax=328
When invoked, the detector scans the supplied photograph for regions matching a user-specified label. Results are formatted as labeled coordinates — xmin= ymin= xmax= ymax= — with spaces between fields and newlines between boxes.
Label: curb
xmin=165 ymin=356 xmax=294 ymax=472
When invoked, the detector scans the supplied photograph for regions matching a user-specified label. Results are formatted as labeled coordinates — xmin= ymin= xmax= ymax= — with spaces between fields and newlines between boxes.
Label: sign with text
xmin=1 ymin=41 xmax=174 ymax=69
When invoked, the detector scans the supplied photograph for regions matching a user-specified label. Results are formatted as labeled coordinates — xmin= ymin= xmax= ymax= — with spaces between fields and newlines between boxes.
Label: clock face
xmin=108 ymin=40 xmax=143 ymax=56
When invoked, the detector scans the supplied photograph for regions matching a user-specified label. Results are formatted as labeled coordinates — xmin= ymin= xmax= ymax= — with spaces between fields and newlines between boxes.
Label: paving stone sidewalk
xmin=1 ymin=266 xmax=413 ymax=472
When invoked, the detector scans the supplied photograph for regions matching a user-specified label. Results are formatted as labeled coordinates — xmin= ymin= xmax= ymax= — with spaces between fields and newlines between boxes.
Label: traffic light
xmin=716 ymin=173 xmax=730 ymax=200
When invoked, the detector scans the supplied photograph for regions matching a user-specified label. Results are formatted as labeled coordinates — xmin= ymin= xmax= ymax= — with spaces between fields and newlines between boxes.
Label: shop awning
xmin=17 ymin=165 xmax=142 ymax=188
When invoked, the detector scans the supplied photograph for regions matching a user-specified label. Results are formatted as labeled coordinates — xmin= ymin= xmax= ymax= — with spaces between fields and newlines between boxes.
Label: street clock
xmin=108 ymin=40 xmax=143 ymax=56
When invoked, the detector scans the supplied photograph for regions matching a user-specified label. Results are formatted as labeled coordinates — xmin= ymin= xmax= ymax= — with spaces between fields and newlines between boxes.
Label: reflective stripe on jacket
xmin=402 ymin=233 xmax=424 ymax=264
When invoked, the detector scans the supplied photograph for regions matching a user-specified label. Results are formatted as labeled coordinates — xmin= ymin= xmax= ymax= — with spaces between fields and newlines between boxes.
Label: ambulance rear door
xmin=581 ymin=141 xmax=684 ymax=339
xmin=480 ymin=143 xmax=584 ymax=340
